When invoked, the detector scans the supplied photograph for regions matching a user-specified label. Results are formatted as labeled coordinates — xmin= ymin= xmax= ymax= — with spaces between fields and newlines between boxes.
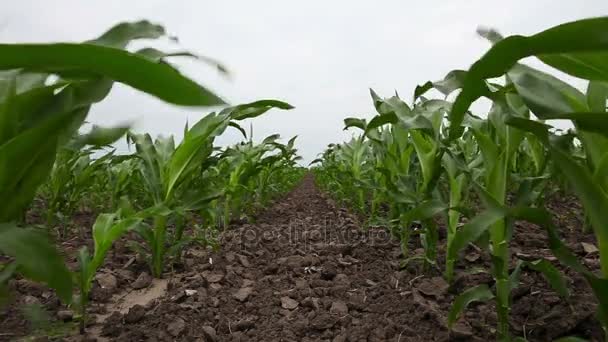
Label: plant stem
xmin=152 ymin=215 xmax=167 ymax=278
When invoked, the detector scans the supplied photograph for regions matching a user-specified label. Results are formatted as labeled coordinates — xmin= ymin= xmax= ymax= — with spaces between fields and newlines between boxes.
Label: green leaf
xmin=228 ymin=100 xmax=294 ymax=121
xmin=553 ymin=337 xmax=589 ymax=342
xmin=414 ymin=81 xmax=433 ymax=102
xmin=0 ymin=44 xmax=225 ymax=106
xmin=365 ymin=113 xmax=398 ymax=133
xmin=404 ymin=199 xmax=448 ymax=222
xmin=0 ymin=224 xmax=72 ymax=303
xmin=135 ymin=48 xmax=230 ymax=75
xmin=450 ymin=17 xmax=608 ymax=138
xmin=526 ymin=259 xmax=569 ymax=298
xmin=448 ymin=207 xmax=506 ymax=261
xmin=448 ymin=284 xmax=494 ymax=328
xmin=91 ymin=214 xmax=142 ymax=273
xmin=228 ymin=121 xmax=247 ymax=139
xmin=87 ymin=20 xmax=165 ymax=49
xmin=547 ymin=142 xmax=608 ymax=276
xmin=433 ymin=70 xmax=467 ymax=96
xmin=343 ymin=117 xmax=367 ymax=131
xmin=73 ymin=124 xmax=130 ymax=147
xmin=0 ymin=108 xmax=83 ymax=221
xmin=587 ymin=81 xmax=608 ymax=112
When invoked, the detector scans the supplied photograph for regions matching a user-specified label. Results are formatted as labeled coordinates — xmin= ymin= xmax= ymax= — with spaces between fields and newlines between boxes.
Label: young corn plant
xmin=445 ymin=17 xmax=608 ymax=340
xmin=365 ymin=89 xmax=447 ymax=269
xmin=0 ymin=19 xmax=226 ymax=304
xmin=128 ymin=100 xmax=293 ymax=277
xmin=75 ymin=213 xmax=141 ymax=333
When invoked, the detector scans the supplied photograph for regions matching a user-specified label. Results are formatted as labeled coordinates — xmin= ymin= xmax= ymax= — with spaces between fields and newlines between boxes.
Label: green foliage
xmin=316 ymin=16 xmax=608 ymax=341
xmin=75 ymin=213 xmax=141 ymax=332
xmin=0 ymin=18 xmax=230 ymax=308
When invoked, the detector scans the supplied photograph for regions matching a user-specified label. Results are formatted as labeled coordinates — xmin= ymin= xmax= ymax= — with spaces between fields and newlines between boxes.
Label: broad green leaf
xmin=365 ymin=113 xmax=398 ymax=133
xmin=587 ymin=81 xmax=608 ymax=112
xmin=404 ymin=199 xmax=448 ymax=222
xmin=343 ymin=117 xmax=367 ymax=131
xmin=91 ymin=214 xmax=142 ymax=272
xmin=228 ymin=100 xmax=293 ymax=121
xmin=73 ymin=125 xmax=130 ymax=147
xmin=0 ymin=224 xmax=72 ymax=303
xmin=450 ymin=17 xmax=608 ymax=138
xmin=448 ymin=284 xmax=494 ymax=328
xmin=547 ymin=142 xmax=608 ymax=276
xmin=434 ymin=70 xmax=467 ymax=96
xmin=448 ymin=207 xmax=505 ymax=261
xmin=414 ymin=81 xmax=433 ymax=102
xmin=0 ymin=44 xmax=225 ymax=106
xmin=540 ymin=52 xmax=608 ymax=82
xmin=0 ymin=109 xmax=83 ymax=221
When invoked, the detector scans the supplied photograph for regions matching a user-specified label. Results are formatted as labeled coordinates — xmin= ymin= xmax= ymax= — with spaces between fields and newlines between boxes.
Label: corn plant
xmin=0 ymin=20 xmax=226 ymax=304
xmin=444 ymin=17 xmax=608 ymax=340
xmin=75 ymin=213 xmax=141 ymax=333
xmin=128 ymin=100 xmax=293 ymax=277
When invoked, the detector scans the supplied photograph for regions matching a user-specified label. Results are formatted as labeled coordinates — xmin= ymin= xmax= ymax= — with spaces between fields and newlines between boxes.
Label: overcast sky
xmin=2 ymin=1 xmax=607 ymax=162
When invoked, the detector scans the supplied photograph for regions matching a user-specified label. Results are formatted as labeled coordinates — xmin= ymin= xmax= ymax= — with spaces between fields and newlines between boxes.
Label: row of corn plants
xmin=0 ymin=20 xmax=304 ymax=333
xmin=313 ymin=16 xmax=608 ymax=341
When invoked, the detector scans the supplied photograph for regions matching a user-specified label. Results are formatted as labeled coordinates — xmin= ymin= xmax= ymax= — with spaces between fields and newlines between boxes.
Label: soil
xmin=0 ymin=174 xmax=604 ymax=341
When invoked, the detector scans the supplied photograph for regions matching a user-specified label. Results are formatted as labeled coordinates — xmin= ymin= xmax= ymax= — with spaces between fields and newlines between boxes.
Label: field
xmin=2 ymin=16 xmax=608 ymax=342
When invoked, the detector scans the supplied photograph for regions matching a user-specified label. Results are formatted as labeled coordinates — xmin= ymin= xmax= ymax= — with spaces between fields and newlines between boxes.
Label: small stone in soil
xmin=581 ymin=242 xmax=599 ymax=254
xmin=57 ymin=310 xmax=73 ymax=321
xmin=321 ymin=268 xmax=337 ymax=281
xmin=238 ymin=254 xmax=251 ymax=267
xmin=167 ymin=317 xmax=186 ymax=337
xmin=23 ymin=295 xmax=40 ymax=306
xmin=310 ymin=313 xmax=336 ymax=329
xmin=125 ymin=304 xmax=146 ymax=323
xmin=281 ymin=296 xmax=299 ymax=309
xmin=417 ymin=276 xmax=449 ymax=297
xmin=286 ymin=255 xmax=304 ymax=268
xmin=233 ymin=287 xmax=254 ymax=302
xmin=204 ymin=272 xmax=225 ymax=283
xmin=329 ymin=301 xmax=348 ymax=316
xmin=451 ymin=321 xmax=473 ymax=339
xmin=301 ymin=297 xmax=320 ymax=310
xmin=132 ymin=272 xmax=152 ymax=290
xmin=209 ymin=297 xmax=220 ymax=307
xmin=95 ymin=273 xmax=118 ymax=291
xmin=202 ymin=325 xmax=217 ymax=341
xmin=234 ymin=319 xmax=256 ymax=331
xmin=264 ymin=264 xmax=279 ymax=274
xmin=101 ymin=312 xmax=123 ymax=337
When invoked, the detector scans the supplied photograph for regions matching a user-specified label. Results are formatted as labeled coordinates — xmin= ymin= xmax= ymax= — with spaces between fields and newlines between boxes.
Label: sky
xmin=2 ymin=1 xmax=607 ymax=163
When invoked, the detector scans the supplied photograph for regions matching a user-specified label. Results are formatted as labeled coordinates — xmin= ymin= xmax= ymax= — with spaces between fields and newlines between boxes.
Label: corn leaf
xmin=448 ymin=284 xmax=494 ymax=328
xmin=0 ymin=44 xmax=225 ymax=107
xmin=0 ymin=224 xmax=72 ymax=303
xmin=450 ymin=17 xmax=608 ymax=138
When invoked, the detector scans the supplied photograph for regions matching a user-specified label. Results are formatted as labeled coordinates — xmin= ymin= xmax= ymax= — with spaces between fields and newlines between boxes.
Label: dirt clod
xmin=95 ymin=273 xmax=118 ymax=292
xmin=57 ymin=310 xmax=73 ymax=321
xmin=131 ymin=272 xmax=152 ymax=290
xmin=280 ymin=296 xmax=299 ymax=309
xmin=233 ymin=287 xmax=254 ymax=302
xmin=167 ymin=317 xmax=186 ymax=337
xmin=125 ymin=304 xmax=146 ymax=324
